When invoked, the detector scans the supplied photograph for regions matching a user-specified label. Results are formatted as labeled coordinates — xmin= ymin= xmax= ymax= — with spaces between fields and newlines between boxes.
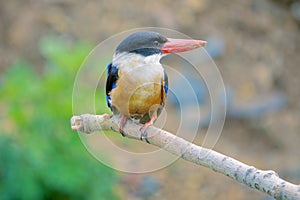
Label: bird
xmin=106 ymin=31 xmax=206 ymax=141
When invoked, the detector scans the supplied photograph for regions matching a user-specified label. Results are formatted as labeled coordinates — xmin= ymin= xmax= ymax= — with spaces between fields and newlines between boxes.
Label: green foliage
xmin=0 ymin=36 xmax=119 ymax=200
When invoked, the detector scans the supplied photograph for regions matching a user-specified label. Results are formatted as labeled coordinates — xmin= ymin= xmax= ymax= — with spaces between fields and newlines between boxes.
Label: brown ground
xmin=1 ymin=0 xmax=299 ymax=199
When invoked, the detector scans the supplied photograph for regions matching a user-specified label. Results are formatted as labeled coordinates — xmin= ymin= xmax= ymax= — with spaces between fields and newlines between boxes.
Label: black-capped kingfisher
xmin=106 ymin=31 xmax=206 ymax=140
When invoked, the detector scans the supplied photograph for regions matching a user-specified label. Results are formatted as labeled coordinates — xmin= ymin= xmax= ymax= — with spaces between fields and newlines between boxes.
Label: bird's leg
xmin=140 ymin=116 xmax=156 ymax=143
xmin=119 ymin=115 xmax=128 ymax=136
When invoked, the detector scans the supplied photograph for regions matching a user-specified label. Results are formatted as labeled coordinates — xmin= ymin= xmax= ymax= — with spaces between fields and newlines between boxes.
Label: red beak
xmin=160 ymin=38 xmax=207 ymax=54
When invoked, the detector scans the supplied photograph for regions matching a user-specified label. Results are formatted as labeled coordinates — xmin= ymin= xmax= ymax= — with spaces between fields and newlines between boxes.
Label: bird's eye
xmin=153 ymin=41 xmax=160 ymax=46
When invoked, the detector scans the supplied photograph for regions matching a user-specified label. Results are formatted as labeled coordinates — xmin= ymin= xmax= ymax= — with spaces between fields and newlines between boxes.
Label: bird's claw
xmin=140 ymin=125 xmax=150 ymax=144
xmin=119 ymin=115 xmax=128 ymax=137
xmin=119 ymin=128 xmax=126 ymax=137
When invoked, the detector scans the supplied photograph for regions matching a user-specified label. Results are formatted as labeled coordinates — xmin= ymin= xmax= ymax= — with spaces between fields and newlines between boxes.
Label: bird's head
xmin=113 ymin=31 xmax=206 ymax=64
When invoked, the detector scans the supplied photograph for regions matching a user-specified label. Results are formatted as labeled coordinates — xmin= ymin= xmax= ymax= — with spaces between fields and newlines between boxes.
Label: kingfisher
xmin=106 ymin=31 xmax=206 ymax=140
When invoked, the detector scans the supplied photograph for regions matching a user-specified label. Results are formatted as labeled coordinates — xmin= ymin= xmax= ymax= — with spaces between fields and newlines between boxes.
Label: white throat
xmin=112 ymin=52 xmax=163 ymax=67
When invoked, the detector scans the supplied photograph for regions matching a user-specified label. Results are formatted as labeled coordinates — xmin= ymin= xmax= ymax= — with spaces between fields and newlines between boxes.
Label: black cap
xmin=116 ymin=31 xmax=168 ymax=56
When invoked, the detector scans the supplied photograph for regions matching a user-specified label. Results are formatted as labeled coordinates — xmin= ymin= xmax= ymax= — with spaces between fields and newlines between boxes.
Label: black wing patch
xmin=106 ymin=62 xmax=119 ymax=109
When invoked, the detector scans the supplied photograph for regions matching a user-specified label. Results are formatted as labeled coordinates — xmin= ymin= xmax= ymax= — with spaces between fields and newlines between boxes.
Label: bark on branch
xmin=70 ymin=113 xmax=300 ymax=200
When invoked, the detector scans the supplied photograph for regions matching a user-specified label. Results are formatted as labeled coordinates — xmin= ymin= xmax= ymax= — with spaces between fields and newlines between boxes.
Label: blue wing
xmin=106 ymin=62 xmax=119 ymax=109
xmin=159 ymin=68 xmax=168 ymax=109
xmin=164 ymin=69 xmax=168 ymax=95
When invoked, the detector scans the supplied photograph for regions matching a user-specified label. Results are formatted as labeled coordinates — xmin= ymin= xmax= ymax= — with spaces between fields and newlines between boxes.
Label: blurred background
xmin=0 ymin=0 xmax=300 ymax=199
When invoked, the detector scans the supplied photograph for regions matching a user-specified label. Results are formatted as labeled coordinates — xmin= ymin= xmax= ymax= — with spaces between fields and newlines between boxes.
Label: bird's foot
xmin=119 ymin=115 xmax=128 ymax=137
xmin=140 ymin=117 xmax=156 ymax=144
xmin=140 ymin=126 xmax=150 ymax=144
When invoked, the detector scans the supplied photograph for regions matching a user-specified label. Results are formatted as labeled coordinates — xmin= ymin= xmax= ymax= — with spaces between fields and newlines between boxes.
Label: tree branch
xmin=70 ymin=113 xmax=300 ymax=200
